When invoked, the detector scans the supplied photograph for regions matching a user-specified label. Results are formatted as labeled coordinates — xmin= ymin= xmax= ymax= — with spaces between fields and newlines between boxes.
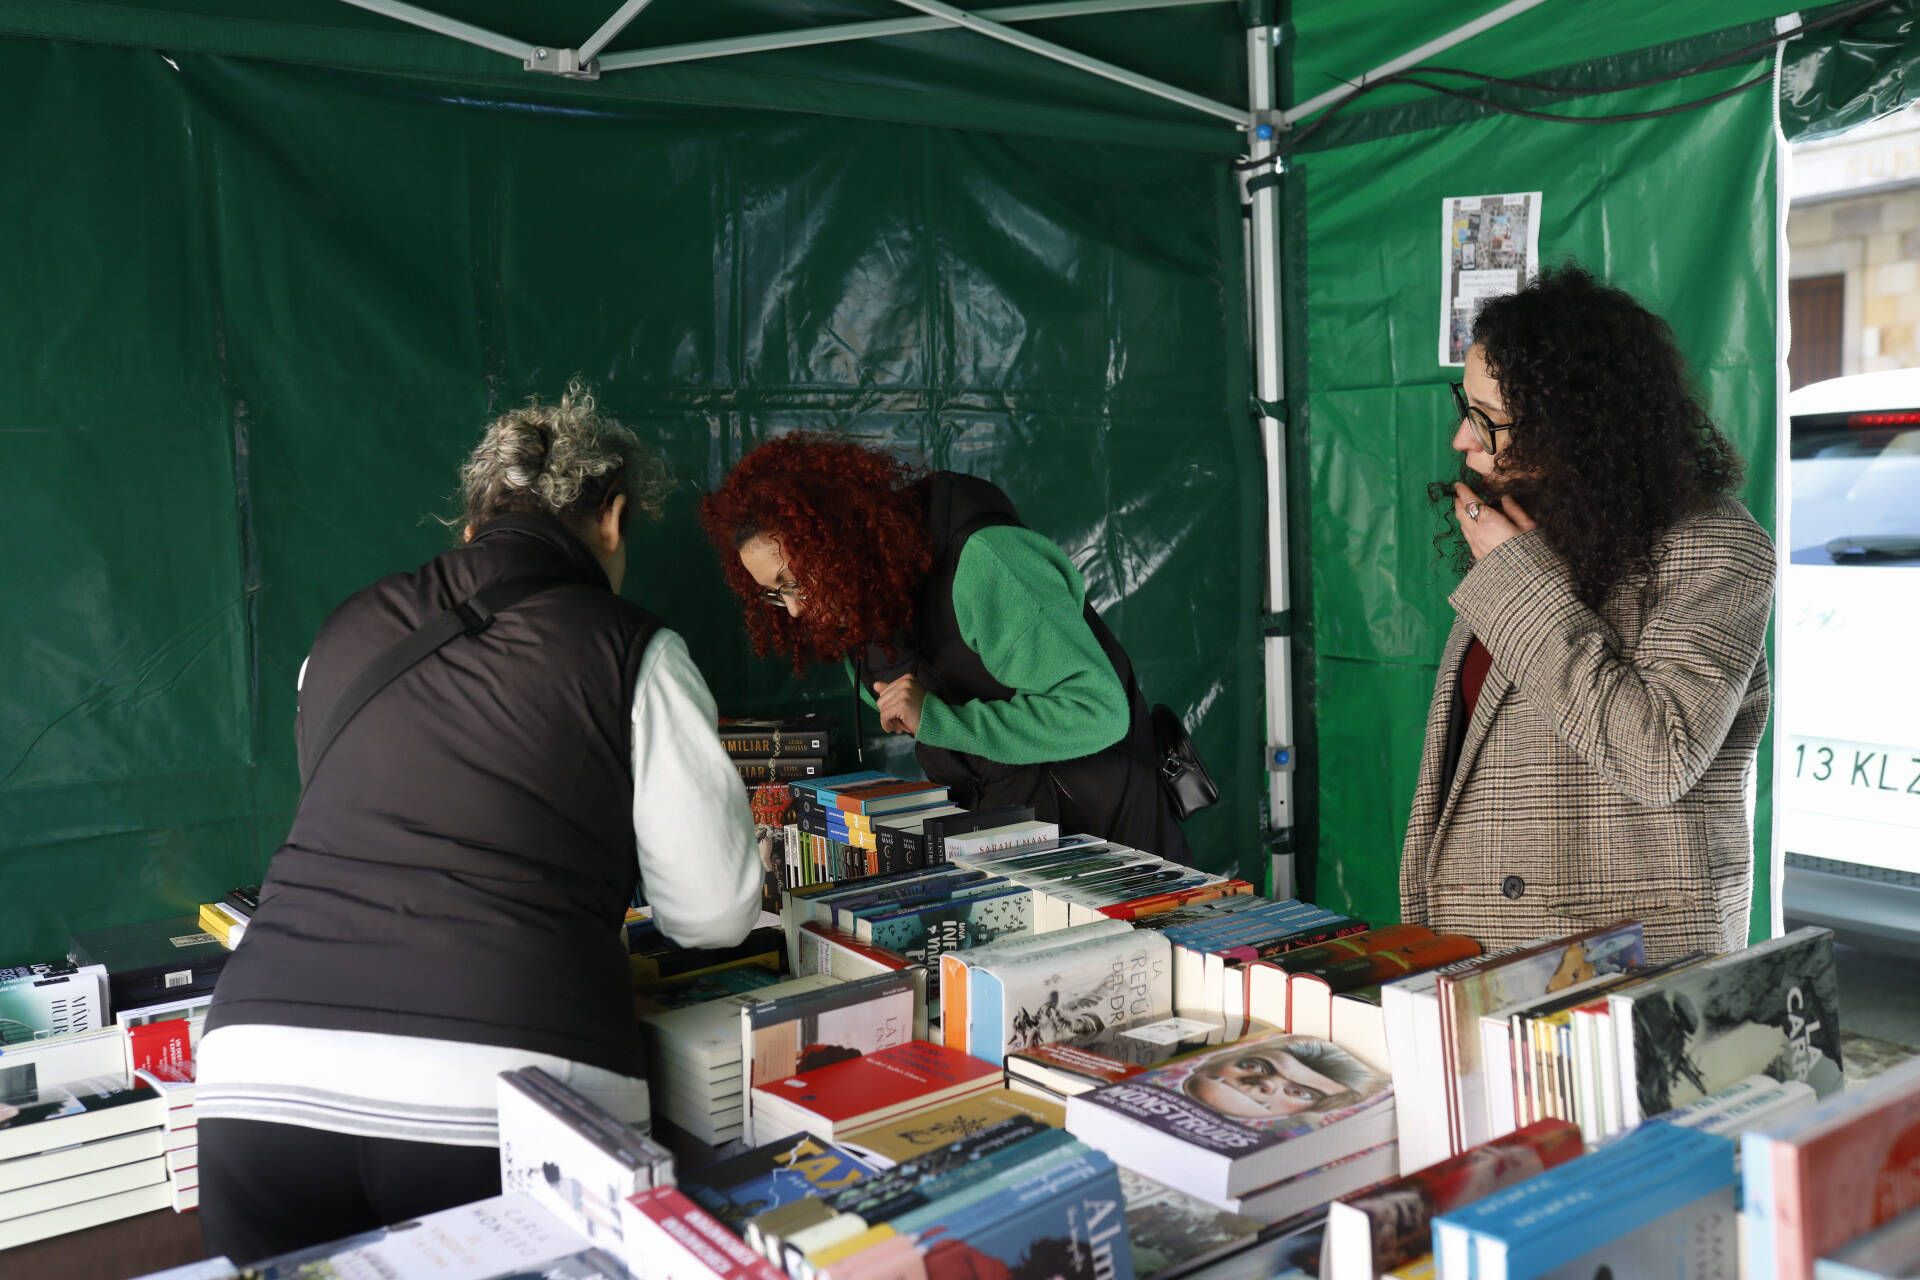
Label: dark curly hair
xmin=1432 ymin=263 xmax=1744 ymax=606
xmin=700 ymin=434 xmax=933 ymax=671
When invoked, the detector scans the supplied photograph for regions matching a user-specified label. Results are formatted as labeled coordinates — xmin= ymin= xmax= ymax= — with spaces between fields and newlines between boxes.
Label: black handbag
xmin=1150 ymin=703 xmax=1219 ymax=821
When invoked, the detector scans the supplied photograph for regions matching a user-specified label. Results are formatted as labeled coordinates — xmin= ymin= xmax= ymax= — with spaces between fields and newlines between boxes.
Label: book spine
xmin=734 ymin=758 xmax=830 ymax=785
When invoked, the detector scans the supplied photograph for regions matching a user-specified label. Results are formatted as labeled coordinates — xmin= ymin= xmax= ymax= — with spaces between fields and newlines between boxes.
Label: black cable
xmin=1264 ymin=0 xmax=1896 ymax=158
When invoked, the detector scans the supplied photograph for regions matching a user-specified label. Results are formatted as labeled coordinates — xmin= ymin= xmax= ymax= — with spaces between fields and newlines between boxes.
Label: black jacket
xmin=207 ymin=515 xmax=663 ymax=1075
xmin=857 ymin=473 xmax=1191 ymax=864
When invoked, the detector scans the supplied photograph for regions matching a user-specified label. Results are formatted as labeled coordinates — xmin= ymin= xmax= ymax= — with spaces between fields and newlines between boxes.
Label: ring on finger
xmin=1465 ymin=500 xmax=1482 ymax=521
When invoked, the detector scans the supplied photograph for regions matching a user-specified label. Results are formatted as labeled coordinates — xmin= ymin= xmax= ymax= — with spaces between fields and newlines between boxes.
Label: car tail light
xmin=1848 ymin=410 xmax=1920 ymax=427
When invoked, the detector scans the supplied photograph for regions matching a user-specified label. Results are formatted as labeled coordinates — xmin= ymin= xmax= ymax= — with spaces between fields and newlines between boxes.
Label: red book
xmin=1101 ymin=879 xmax=1256 ymax=921
xmin=1323 ymin=1119 xmax=1584 ymax=1278
xmin=751 ymin=1040 xmax=1000 ymax=1140
xmin=620 ymin=1187 xmax=785 ymax=1280
xmin=127 ymin=1019 xmax=193 ymax=1076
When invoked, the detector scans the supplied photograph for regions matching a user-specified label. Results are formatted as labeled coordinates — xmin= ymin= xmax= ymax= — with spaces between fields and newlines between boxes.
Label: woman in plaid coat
xmin=1402 ymin=266 xmax=1775 ymax=962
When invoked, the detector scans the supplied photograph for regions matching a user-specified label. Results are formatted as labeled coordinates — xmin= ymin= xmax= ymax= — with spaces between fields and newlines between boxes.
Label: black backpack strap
xmin=298 ymin=578 xmax=560 ymax=795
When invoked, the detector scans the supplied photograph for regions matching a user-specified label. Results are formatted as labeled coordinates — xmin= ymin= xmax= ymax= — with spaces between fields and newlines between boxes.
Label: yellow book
xmin=1387 ymin=1256 xmax=1436 ymax=1280
xmin=804 ymin=1221 xmax=900 ymax=1271
xmin=837 ymin=1088 xmax=1064 ymax=1166
xmin=196 ymin=904 xmax=233 ymax=945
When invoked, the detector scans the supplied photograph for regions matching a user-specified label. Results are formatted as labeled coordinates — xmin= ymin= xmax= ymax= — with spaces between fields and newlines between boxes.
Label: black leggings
xmin=197 ymin=1117 xmax=502 ymax=1265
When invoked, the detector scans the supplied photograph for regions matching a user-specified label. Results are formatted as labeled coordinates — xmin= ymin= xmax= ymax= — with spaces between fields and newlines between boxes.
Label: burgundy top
xmin=1461 ymin=638 xmax=1494 ymax=719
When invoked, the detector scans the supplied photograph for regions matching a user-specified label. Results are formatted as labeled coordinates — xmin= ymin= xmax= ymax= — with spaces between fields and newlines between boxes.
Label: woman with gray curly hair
xmin=195 ymin=383 xmax=761 ymax=1263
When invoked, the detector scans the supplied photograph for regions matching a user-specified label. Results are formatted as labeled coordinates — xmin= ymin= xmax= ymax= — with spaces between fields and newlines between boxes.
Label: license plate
xmin=1787 ymin=736 xmax=1920 ymax=824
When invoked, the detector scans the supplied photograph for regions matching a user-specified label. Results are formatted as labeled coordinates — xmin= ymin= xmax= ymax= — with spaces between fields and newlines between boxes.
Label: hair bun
xmin=501 ymin=425 xmax=552 ymax=490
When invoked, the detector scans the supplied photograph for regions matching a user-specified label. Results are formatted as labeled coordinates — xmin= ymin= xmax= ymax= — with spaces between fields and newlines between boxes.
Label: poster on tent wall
xmin=1440 ymin=192 xmax=1542 ymax=365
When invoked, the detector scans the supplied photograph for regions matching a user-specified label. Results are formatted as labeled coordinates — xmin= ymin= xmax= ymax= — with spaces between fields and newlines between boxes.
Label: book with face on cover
xmin=1065 ymin=1032 xmax=1397 ymax=1205
xmin=1616 ymin=926 xmax=1844 ymax=1130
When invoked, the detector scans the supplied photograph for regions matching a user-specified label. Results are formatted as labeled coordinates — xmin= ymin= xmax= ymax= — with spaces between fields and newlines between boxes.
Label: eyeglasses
xmin=758 ymin=582 xmax=806 ymax=608
xmin=1451 ymin=382 xmax=1514 ymax=455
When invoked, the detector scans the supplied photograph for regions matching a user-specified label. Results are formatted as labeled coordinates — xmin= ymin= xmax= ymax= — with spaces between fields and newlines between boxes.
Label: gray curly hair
xmin=456 ymin=380 xmax=671 ymax=533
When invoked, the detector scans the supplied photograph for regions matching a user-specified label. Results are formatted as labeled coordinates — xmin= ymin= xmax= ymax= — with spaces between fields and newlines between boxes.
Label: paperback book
xmin=1006 ymin=1013 xmax=1263 ymax=1100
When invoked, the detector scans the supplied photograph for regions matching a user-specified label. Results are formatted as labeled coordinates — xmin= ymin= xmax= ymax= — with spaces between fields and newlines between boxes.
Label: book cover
xmin=1439 ymin=922 xmax=1645 ymax=1151
xmin=250 ymin=1193 xmax=594 ymax=1279
xmin=0 ymin=1074 xmax=164 ymax=1161
xmin=1746 ymin=1054 xmax=1920 ymax=1280
xmin=634 ymin=967 xmax=788 ymax=1017
xmin=623 ymin=1186 xmax=787 ymax=1280
xmin=834 ymin=781 xmax=951 ymax=816
xmin=1066 ymin=1032 xmax=1396 ymax=1201
xmin=907 ymin=1152 xmax=1133 ymax=1280
xmin=755 ymin=1041 xmax=1000 ymax=1129
xmin=497 ymin=1068 xmax=672 ymax=1249
xmin=720 ymin=715 xmax=832 ymax=758
xmin=974 ymin=931 xmax=1173 ymax=1066
xmin=940 ymin=920 xmax=1133 ymax=1053
xmin=921 ymin=807 xmax=1037 ymax=865
xmin=1101 ymin=880 xmax=1255 ymax=922
xmin=1322 ymin=1119 xmax=1582 ymax=1280
xmin=679 ymin=1133 xmax=873 ymax=1232
xmin=840 ymin=1089 xmax=1067 ymax=1167
xmin=860 ymin=887 xmax=1036 ymax=988
xmin=1116 ymin=1165 xmax=1268 ymax=1280
xmin=1007 ymin=1013 xmax=1260 ymax=1098
xmin=641 ymin=975 xmax=841 ymax=1069
xmin=1618 ymin=926 xmax=1843 ymax=1126
xmin=0 ymin=964 xmax=107 ymax=1044
xmin=742 ymin=972 xmax=918 ymax=1139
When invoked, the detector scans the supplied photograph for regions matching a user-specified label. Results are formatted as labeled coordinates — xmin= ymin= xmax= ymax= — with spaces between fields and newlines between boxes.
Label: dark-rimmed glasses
xmin=758 ymin=583 xmax=806 ymax=609
xmin=1451 ymin=382 xmax=1514 ymax=455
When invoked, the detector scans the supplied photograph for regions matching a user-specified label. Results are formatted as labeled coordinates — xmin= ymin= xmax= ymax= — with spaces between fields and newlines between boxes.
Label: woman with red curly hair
xmin=701 ymin=434 xmax=1191 ymax=862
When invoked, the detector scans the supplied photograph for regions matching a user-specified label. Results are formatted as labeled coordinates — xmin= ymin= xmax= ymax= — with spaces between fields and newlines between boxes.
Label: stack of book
xmin=1066 ymin=1027 xmax=1397 ymax=1222
xmin=721 ymin=714 xmax=834 ymax=786
xmin=129 ymin=1017 xmax=199 ymax=1213
xmin=1004 ymin=1010 xmax=1265 ymax=1102
xmin=949 ymin=836 xmax=1251 ymax=933
xmin=70 ymin=915 xmax=230 ymax=1024
xmin=749 ymin=1040 xmax=1002 ymax=1144
xmin=779 ymin=864 xmax=1037 ymax=1011
xmin=1743 ymin=1052 xmax=1920 ymax=1280
xmin=1134 ymin=896 xmax=1369 ymax=1014
xmin=1385 ymin=923 xmax=1845 ymax=1170
xmin=497 ymin=1067 xmax=674 ymax=1253
xmin=739 ymin=970 xmax=924 ymax=1144
xmin=677 ymin=1132 xmax=875 ymax=1237
xmin=0 ymin=1075 xmax=171 ymax=1249
xmin=1243 ymin=923 xmax=1479 ymax=1043
xmin=629 ymin=917 xmax=787 ymax=999
xmin=640 ymin=974 xmax=844 ymax=1146
xmin=195 ymin=885 xmax=258 ymax=950
xmin=737 ymin=1108 xmax=1136 ymax=1280
xmin=1432 ymin=1122 xmax=1738 ymax=1278
xmin=790 ymin=773 xmax=966 ymax=882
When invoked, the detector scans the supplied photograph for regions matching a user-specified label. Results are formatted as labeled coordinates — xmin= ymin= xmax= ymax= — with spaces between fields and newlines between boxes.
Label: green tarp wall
xmin=3 ymin=0 xmax=1916 ymax=967
xmin=0 ymin=38 xmax=1261 ymax=966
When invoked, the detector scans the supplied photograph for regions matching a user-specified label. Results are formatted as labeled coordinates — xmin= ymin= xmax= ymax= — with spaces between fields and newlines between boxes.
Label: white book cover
xmin=247 ymin=1193 xmax=592 ymax=1279
xmin=941 ymin=821 xmax=1062 ymax=861
xmin=0 ymin=1074 xmax=164 ymax=1162
xmin=0 ymin=964 xmax=108 ymax=1044
xmin=642 ymin=975 xmax=839 ymax=1069
xmin=971 ymin=931 xmax=1173 ymax=1067
xmin=1383 ymin=970 xmax=1450 ymax=1173
xmin=498 ymin=1070 xmax=671 ymax=1250
xmin=0 ymin=1023 xmax=128 ymax=1093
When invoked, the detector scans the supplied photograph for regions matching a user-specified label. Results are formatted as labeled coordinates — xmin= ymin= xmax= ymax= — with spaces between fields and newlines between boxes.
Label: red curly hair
xmin=700 ymin=434 xmax=934 ymax=671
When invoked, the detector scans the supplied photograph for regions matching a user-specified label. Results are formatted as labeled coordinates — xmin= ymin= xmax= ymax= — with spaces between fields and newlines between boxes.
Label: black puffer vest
xmin=207 ymin=515 xmax=663 ymax=1075
xmin=856 ymin=473 xmax=1191 ymax=864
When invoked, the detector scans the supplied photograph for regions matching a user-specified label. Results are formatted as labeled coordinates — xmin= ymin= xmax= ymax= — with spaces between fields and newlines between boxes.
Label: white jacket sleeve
xmin=630 ymin=629 xmax=762 ymax=948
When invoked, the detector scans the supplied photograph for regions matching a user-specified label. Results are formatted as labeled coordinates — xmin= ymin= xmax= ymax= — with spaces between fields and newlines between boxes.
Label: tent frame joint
xmin=523 ymin=46 xmax=601 ymax=79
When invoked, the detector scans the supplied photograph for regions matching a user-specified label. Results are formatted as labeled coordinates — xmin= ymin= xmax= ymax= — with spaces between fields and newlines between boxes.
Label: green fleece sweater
xmin=859 ymin=525 xmax=1131 ymax=765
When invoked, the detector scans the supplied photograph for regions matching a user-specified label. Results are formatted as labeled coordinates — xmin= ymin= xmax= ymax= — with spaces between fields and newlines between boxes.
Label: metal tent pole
xmin=1282 ymin=0 xmax=1554 ymax=125
xmin=1245 ymin=25 xmax=1294 ymax=899
xmin=887 ymin=0 xmax=1246 ymax=124
xmin=598 ymin=0 xmax=1228 ymax=73
xmin=579 ymin=0 xmax=665 ymax=66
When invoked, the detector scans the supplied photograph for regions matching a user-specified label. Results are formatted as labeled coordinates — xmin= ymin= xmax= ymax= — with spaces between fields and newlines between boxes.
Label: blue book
xmin=792 ymin=771 xmax=892 ymax=799
xmin=1159 ymin=900 xmax=1323 ymax=944
xmin=836 ymin=877 xmax=1014 ymax=934
xmin=904 ymin=1148 xmax=1133 ymax=1280
xmin=1436 ymin=1124 xmax=1733 ymax=1279
xmin=678 ymin=1132 xmax=875 ymax=1233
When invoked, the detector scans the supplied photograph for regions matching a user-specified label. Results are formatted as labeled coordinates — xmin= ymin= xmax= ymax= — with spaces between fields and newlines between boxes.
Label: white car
xmin=1780 ymin=369 xmax=1920 ymax=944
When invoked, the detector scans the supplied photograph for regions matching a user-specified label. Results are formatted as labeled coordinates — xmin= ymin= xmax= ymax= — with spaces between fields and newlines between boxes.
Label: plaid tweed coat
xmin=1400 ymin=496 xmax=1775 ymax=962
